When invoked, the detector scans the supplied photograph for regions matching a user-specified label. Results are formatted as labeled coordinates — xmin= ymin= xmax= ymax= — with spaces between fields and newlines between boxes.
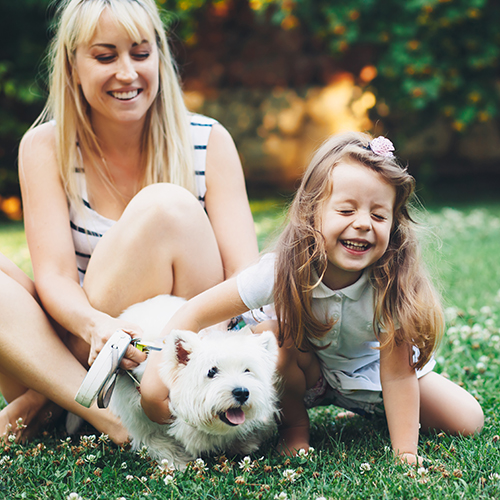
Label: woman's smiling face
xmin=74 ymin=7 xmax=159 ymax=128
xmin=320 ymin=160 xmax=396 ymax=290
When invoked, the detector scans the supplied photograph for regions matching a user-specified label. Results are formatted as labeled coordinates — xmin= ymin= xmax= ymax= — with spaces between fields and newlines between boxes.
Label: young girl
xmin=1 ymin=0 xmax=258 ymax=442
xmin=140 ymin=132 xmax=484 ymax=464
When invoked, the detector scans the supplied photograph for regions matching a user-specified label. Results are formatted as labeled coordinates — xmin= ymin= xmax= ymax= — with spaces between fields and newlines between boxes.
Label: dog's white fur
xmin=110 ymin=295 xmax=279 ymax=468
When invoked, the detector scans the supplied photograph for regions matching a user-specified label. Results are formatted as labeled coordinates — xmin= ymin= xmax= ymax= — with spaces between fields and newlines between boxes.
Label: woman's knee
xmin=127 ymin=183 xmax=205 ymax=233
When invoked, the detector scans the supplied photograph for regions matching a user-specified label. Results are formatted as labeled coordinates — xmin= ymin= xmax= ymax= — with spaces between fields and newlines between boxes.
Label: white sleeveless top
xmin=68 ymin=114 xmax=217 ymax=285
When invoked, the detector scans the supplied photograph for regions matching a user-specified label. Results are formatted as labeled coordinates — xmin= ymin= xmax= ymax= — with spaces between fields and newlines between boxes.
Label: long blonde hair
xmin=274 ymin=131 xmax=444 ymax=370
xmin=34 ymin=0 xmax=195 ymax=206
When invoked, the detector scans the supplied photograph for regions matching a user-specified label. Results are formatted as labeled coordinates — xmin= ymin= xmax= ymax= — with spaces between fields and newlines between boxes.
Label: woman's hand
xmin=87 ymin=315 xmax=147 ymax=370
xmin=140 ymin=351 xmax=171 ymax=424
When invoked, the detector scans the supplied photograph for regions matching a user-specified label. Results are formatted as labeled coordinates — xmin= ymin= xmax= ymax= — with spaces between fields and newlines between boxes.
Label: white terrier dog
xmin=110 ymin=295 xmax=279 ymax=469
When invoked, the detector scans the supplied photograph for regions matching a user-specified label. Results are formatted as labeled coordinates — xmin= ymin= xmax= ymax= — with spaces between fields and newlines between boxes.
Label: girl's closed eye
xmin=372 ymin=213 xmax=388 ymax=221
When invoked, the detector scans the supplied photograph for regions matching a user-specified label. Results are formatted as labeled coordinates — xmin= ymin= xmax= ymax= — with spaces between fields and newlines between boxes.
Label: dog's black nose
xmin=232 ymin=387 xmax=249 ymax=404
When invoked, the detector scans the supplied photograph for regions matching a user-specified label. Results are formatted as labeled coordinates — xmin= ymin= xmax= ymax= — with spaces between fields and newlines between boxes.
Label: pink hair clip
xmin=367 ymin=136 xmax=395 ymax=157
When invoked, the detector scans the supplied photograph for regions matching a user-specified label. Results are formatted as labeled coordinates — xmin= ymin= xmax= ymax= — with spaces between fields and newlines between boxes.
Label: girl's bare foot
xmin=335 ymin=410 xmax=356 ymax=420
xmin=277 ymin=422 xmax=310 ymax=456
xmin=0 ymin=389 xmax=63 ymax=443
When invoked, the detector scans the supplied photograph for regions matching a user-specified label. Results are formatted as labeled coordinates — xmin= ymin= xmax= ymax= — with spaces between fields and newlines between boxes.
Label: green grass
xmin=1 ymin=202 xmax=500 ymax=499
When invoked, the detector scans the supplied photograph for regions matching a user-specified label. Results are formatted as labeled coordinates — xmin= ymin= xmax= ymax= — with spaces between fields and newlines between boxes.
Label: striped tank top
xmin=69 ymin=113 xmax=217 ymax=285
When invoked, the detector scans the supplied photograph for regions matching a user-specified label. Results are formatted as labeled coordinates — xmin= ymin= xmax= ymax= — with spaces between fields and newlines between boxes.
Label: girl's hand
xmin=396 ymin=452 xmax=424 ymax=466
xmin=88 ymin=316 xmax=147 ymax=370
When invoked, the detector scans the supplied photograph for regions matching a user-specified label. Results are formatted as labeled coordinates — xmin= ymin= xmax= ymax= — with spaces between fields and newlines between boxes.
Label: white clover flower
xmin=444 ymin=307 xmax=458 ymax=323
xmin=16 ymin=418 xmax=26 ymax=430
xmin=471 ymin=324 xmax=483 ymax=334
xmin=476 ymin=361 xmax=486 ymax=374
xmin=417 ymin=467 xmax=428 ymax=476
xmin=489 ymin=472 xmax=500 ymax=481
xmin=158 ymin=459 xmax=174 ymax=473
xmin=360 ymin=462 xmax=371 ymax=474
xmin=66 ymin=494 xmax=83 ymax=500
xmin=7 ymin=434 xmax=16 ymax=443
xmin=316 ymin=497 xmax=327 ymax=500
xmin=238 ymin=456 xmax=253 ymax=471
xmin=485 ymin=318 xmax=497 ymax=330
xmin=447 ymin=326 xmax=459 ymax=337
xmin=163 ymin=474 xmax=175 ymax=486
xmin=274 ymin=493 xmax=288 ymax=500
xmin=297 ymin=448 xmax=308 ymax=458
xmin=126 ymin=475 xmax=134 ymax=481
xmin=140 ymin=476 xmax=148 ymax=483
xmin=81 ymin=435 xmax=96 ymax=445
xmin=136 ymin=446 xmax=149 ymax=459
xmin=460 ymin=325 xmax=472 ymax=335
xmin=194 ymin=458 xmax=207 ymax=471
xmin=117 ymin=497 xmax=127 ymax=500
xmin=282 ymin=469 xmax=298 ymax=482
xmin=0 ymin=456 xmax=11 ymax=465
xmin=98 ymin=433 xmax=110 ymax=443
xmin=480 ymin=306 xmax=492 ymax=316
xmin=85 ymin=454 xmax=97 ymax=464
xmin=120 ymin=462 xmax=127 ymax=469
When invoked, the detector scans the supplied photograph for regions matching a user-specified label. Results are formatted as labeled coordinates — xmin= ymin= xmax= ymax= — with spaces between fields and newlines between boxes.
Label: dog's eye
xmin=244 ymin=369 xmax=250 ymax=373
xmin=207 ymin=367 xmax=219 ymax=378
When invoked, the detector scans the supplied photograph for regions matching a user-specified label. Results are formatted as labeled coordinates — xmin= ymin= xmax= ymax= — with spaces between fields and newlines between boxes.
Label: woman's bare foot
xmin=0 ymin=389 xmax=63 ymax=444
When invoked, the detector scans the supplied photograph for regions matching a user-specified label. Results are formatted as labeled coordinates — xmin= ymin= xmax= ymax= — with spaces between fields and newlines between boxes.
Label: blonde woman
xmin=1 ymin=0 xmax=257 ymax=441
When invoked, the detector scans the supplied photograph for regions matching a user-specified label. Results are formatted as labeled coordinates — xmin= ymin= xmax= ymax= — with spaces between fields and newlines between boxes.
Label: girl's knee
xmin=458 ymin=397 xmax=484 ymax=435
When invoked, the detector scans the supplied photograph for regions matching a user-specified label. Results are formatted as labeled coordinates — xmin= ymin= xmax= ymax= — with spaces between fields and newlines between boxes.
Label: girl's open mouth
xmin=341 ymin=240 xmax=371 ymax=252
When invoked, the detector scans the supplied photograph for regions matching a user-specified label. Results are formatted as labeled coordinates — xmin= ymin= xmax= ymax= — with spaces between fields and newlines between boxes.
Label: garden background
xmin=1 ymin=1 xmax=500 ymax=499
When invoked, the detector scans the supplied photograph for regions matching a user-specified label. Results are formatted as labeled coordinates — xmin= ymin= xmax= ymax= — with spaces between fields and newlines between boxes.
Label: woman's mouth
xmin=108 ymin=89 xmax=142 ymax=100
xmin=341 ymin=240 xmax=372 ymax=252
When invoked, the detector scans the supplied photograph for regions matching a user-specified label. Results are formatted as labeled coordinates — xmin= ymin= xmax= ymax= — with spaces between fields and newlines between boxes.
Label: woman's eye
xmin=133 ymin=52 xmax=150 ymax=60
xmin=96 ymin=54 xmax=115 ymax=63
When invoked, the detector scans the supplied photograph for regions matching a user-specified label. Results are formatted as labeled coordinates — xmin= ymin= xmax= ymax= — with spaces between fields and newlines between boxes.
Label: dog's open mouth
xmin=219 ymin=407 xmax=246 ymax=426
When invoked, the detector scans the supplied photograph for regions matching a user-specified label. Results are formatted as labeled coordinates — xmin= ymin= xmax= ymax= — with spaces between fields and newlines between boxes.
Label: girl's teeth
xmin=111 ymin=90 xmax=138 ymax=100
xmin=343 ymin=240 xmax=368 ymax=250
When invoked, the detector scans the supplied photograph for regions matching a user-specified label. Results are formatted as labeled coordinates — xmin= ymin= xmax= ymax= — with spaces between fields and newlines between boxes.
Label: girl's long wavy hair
xmin=274 ymin=131 xmax=444 ymax=370
xmin=34 ymin=0 xmax=195 ymax=207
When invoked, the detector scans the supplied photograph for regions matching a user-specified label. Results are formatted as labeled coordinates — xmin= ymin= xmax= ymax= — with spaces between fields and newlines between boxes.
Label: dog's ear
xmin=256 ymin=330 xmax=278 ymax=356
xmin=175 ymin=338 xmax=190 ymax=365
xmin=170 ymin=330 xmax=198 ymax=366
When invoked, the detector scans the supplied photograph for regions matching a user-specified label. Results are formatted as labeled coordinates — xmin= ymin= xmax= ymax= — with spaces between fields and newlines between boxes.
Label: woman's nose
xmin=116 ymin=56 xmax=138 ymax=82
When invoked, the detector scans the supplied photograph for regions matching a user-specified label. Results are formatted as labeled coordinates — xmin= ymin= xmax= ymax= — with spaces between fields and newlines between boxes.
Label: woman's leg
xmin=419 ymin=372 xmax=484 ymax=435
xmin=0 ymin=266 xmax=128 ymax=444
xmin=84 ymin=184 xmax=224 ymax=316
xmin=254 ymin=321 xmax=322 ymax=455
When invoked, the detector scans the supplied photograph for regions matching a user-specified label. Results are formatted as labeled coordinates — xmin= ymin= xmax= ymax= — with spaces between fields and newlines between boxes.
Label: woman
xmin=1 ymin=0 xmax=258 ymax=442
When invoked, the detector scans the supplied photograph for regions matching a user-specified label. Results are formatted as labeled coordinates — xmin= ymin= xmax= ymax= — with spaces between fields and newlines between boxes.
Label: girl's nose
xmin=352 ymin=212 xmax=372 ymax=231
xmin=116 ymin=56 xmax=138 ymax=82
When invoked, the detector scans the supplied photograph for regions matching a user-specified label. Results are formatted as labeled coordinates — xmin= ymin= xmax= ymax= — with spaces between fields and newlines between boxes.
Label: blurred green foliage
xmin=255 ymin=0 xmax=500 ymax=132
xmin=1 ymin=0 xmax=499 ymax=198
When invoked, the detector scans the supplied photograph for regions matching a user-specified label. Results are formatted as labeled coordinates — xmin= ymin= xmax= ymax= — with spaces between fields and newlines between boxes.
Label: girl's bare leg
xmin=84 ymin=184 xmax=224 ymax=316
xmin=254 ymin=321 xmax=322 ymax=455
xmin=419 ymin=372 xmax=484 ymax=435
xmin=0 ymin=267 xmax=128 ymax=444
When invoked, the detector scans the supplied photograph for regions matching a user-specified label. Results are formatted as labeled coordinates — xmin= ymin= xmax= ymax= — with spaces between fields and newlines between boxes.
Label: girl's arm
xmin=379 ymin=337 xmax=422 ymax=465
xmin=204 ymin=124 xmax=259 ymax=278
xmin=140 ymin=277 xmax=249 ymax=423
xmin=19 ymin=124 xmax=145 ymax=369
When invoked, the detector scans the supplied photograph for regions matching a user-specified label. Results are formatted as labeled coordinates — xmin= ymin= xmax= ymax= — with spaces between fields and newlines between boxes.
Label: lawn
xmin=0 ymin=200 xmax=499 ymax=500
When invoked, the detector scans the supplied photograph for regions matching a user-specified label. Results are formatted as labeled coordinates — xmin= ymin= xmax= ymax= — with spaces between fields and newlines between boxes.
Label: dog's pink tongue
xmin=226 ymin=408 xmax=245 ymax=425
